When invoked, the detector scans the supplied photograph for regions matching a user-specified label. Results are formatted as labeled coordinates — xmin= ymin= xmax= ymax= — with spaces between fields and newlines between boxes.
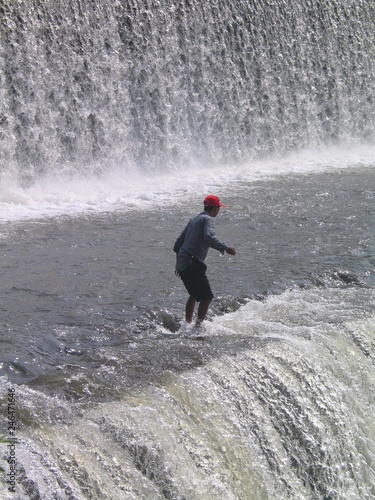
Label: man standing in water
xmin=174 ymin=194 xmax=236 ymax=326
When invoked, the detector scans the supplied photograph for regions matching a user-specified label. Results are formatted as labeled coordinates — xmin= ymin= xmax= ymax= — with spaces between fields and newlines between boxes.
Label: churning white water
xmin=1 ymin=0 xmax=375 ymax=498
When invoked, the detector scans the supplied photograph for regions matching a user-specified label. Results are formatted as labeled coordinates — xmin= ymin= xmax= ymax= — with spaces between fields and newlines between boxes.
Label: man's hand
xmin=226 ymin=247 xmax=236 ymax=255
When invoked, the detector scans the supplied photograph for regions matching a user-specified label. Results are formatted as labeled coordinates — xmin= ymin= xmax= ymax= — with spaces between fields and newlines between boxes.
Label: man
xmin=174 ymin=194 xmax=236 ymax=326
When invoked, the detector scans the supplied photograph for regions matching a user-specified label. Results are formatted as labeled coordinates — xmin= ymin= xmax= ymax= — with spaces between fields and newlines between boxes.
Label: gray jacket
xmin=174 ymin=210 xmax=229 ymax=271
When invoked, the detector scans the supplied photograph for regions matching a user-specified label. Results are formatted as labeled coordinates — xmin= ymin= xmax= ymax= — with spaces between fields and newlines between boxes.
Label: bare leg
xmin=185 ymin=295 xmax=196 ymax=323
xmin=196 ymin=299 xmax=211 ymax=326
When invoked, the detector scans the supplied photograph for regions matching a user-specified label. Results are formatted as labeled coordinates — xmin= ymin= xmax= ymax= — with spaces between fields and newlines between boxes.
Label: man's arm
xmin=173 ymin=226 xmax=187 ymax=253
xmin=203 ymin=217 xmax=235 ymax=254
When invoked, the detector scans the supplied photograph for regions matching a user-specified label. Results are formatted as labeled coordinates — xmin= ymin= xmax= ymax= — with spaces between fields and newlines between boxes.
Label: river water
xmin=1 ymin=154 xmax=375 ymax=498
xmin=1 ymin=0 xmax=375 ymax=497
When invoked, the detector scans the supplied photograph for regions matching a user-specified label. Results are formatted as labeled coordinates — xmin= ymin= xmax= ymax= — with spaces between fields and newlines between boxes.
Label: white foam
xmin=211 ymin=286 xmax=375 ymax=341
xmin=1 ymin=144 xmax=374 ymax=222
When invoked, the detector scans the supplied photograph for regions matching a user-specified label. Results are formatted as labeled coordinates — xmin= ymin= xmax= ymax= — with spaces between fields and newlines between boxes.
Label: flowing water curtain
xmin=1 ymin=0 xmax=375 ymax=183
xmin=0 ymin=0 xmax=134 ymax=182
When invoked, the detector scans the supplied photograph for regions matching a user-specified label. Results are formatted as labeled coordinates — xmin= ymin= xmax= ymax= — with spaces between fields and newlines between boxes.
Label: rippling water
xmin=1 ymin=0 xmax=375 ymax=496
xmin=1 ymin=163 xmax=374 ymax=498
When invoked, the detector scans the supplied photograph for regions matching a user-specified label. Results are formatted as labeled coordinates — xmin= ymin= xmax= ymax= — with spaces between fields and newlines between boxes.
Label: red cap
xmin=204 ymin=194 xmax=226 ymax=208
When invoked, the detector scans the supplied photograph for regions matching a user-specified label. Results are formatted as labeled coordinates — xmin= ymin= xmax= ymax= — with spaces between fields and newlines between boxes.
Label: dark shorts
xmin=179 ymin=258 xmax=214 ymax=303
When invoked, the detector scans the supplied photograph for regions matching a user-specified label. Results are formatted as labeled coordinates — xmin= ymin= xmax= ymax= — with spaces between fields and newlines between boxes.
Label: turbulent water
xmin=1 ymin=164 xmax=374 ymax=499
xmin=1 ymin=0 xmax=375 ymax=499
xmin=1 ymin=0 xmax=375 ymax=182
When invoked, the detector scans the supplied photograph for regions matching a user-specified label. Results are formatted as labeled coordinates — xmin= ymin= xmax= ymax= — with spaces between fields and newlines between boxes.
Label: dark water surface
xmin=0 ymin=166 xmax=374 ymax=498
xmin=1 ymin=0 xmax=375 ymax=495
xmin=1 ymin=167 xmax=374 ymax=390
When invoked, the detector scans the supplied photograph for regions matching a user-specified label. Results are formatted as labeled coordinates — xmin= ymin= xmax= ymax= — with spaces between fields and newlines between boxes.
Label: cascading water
xmin=1 ymin=0 xmax=375 ymax=183
xmin=1 ymin=1 xmax=375 ymax=499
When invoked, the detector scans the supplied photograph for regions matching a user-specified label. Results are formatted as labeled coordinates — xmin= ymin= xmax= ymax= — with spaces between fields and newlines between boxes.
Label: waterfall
xmin=1 ymin=0 xmax=375 ymax=183
xmin=1 ymin=3 xmax=374 ymax=495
